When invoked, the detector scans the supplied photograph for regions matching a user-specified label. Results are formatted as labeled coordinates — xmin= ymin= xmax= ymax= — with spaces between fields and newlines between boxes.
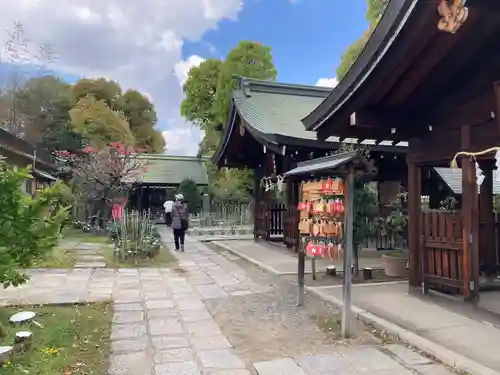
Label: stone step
xmin=74 ymin=262 xmax=106 ymax=268
xmin=253 ymin=358 xmax=306 ymax=375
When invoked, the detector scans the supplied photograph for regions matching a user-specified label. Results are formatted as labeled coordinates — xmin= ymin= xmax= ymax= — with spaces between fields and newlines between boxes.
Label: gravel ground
xmin=204 ymin=243 xmax=379 ymax=369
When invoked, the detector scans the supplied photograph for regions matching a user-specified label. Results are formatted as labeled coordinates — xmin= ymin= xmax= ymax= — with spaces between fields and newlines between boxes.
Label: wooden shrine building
xmin=0 ymin=128 xmax=57 ymax=194
xmin=213 ymin=77 xmax=409 ymax=246
xmin=128 ymin=155 xmax=208 ymax=221
xmin=302 ymin=0 xmax=500 ymax=300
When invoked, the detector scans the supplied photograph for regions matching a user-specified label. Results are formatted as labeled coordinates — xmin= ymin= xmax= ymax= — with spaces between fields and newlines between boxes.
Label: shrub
xmin=0 ymin=159 xmax=68 ymax=288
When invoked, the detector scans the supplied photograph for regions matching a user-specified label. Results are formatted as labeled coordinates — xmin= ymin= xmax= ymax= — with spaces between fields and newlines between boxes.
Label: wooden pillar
xmin=407 ymin=159 xmax=422 ymax=288
xmin=461 ymin=125 xmax=480 ymax=300
xmin=479 ymin=160 xmax=496 ymax=277
xmin=138 ymin=185 xmax=144 ymax=213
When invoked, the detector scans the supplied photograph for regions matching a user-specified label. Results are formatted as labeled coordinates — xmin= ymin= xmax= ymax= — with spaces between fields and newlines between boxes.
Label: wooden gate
xmin=421 ymin=210 xmax=465 ymax=294
xmin=254 ymin=201 xmax=269 ymax=239
xmin=269 ymin=202 xmax=286 ymax=237
xmin=284 ymin=206 xmax=299 ymax=248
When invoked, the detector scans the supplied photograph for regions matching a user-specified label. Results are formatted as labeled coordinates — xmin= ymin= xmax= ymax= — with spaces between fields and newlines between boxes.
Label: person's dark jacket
xmin=171 ymin=202 xmax=188 ymax=230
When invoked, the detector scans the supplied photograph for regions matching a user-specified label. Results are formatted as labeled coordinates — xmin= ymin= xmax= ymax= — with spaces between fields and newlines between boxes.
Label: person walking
xmin=163 ymin=197 xmax=174 ymax=226
xmin=171 ymin=193 xmax=189 ymax=252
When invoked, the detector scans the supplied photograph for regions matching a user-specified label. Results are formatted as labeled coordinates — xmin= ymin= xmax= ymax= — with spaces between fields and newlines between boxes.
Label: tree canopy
xmin=181 ymin=59 xmax=222 ymax=129
xmin=181 ymin=40 xmax=278 ymax=203
xmin=0 ymin=22 xmax=164 ymax=154
xmin=336 ymin=0 xmax=389 ymax=80
xmin=70 ymin=96 xmax=135 ymax=148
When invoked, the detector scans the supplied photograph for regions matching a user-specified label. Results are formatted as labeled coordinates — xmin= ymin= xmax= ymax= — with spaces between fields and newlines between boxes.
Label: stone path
xmin=73 ymin=242 xmax=106 ymax=268
xmin=0 ymin=232 xmax=458 ymax=374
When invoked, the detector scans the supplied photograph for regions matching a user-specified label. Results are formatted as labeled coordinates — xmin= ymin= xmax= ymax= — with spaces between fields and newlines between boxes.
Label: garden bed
xmin=102 ymin=245 xmax=176 ymax=268
xmin=0 ymin=303 xmax=111 ymax=374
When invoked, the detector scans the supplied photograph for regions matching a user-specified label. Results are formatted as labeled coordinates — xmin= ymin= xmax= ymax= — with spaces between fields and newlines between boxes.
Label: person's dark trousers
xmin=165 ymin=212 xmax=172 ymax=226
xmin=173 ymin=228 xmax=185 ymax=251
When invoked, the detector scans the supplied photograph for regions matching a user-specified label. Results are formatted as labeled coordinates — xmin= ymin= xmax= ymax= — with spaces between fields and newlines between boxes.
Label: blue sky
xmin=1 ymin=0 xmax=370 ymax=155
xmin=183 ymin=0 xmax=369 ymax=85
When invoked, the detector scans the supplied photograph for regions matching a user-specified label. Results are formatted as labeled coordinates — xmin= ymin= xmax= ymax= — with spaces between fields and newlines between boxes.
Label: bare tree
xmin=0 ymin=21 xmax=55 ymax=136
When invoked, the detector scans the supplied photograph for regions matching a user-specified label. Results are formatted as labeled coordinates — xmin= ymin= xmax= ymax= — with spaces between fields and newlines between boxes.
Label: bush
xmin=0 ymin=159 xmax=68 ymax=288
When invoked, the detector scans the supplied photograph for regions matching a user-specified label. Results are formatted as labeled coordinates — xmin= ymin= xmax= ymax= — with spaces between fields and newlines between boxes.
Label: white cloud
xmin=315 ymin=77 xmax=339 ymax=88
xmin=0 ymin=0 xmax=243 ymax=156
xmin=174 ymin=55 xmax=205 ymax=87
xmin=162 ymin=125 xmax=204 ymax=156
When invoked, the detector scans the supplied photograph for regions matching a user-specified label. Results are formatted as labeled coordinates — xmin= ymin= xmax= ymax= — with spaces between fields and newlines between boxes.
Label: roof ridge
xmin=137 ymin=154 xmax=208 ymax=161
xmin=234 ymin=76 xmax=331 ymax=98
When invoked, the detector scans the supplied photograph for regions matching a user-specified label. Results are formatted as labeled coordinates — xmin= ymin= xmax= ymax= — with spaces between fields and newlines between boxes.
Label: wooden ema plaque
xmin=297 ymin=177 xmax=345 ymax=259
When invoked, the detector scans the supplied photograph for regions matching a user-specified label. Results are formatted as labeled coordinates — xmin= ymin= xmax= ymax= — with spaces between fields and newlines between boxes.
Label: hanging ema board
xmin=297 ymin=178 xmax=346 ymax=260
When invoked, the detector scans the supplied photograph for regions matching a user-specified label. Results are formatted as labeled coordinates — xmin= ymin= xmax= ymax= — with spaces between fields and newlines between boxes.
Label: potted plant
xmin=380 ymin=195 xmax=409 ymax=277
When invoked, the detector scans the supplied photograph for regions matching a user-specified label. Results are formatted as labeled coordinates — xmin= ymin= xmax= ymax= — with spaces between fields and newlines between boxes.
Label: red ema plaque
xmin=305 ymin=242 xmax=325 ymax=257
xmin=321 ymin=178 xmax=344 ymax=195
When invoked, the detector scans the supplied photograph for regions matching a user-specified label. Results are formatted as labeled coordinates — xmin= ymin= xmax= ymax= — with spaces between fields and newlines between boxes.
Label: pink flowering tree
xmin=55 ymin=142 xmax=148 ymax=225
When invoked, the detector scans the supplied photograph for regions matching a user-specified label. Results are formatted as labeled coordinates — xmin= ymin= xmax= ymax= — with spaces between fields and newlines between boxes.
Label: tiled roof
xmin=136 ymin=154 xmax=208 ymax=185
xmin=434 ymin=167 xmax=500 ymax=194
xmin=232 ymin=77 xmax=408 ymax=147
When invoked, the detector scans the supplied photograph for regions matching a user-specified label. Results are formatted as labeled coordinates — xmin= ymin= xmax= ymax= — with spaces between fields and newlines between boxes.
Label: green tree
xmin=177 ymin=179 xmax=200 ymax=213
xmin=70 ymin=96 xmax=135 ymax=148
xmin=181 ymin=59 xmax=223 ymax=129
xmin=0 ymin=160 xmax=68 ymax=288
xmin=336 ymin=33 xmax=370 ymax=80
xmin=72 ymin=78 xmax=123 ymax=109
xmin=14 ymin=76 xmax=84 ymax=152
xmin=121 ymin=89 xmax=165 ymax=153
xmin=213 ymin=41 xmax=277 ymax=126
xmin=366 ymin=0 xmax=389 ymax=25
xmin=336 ymin=0 xmax=390 ymax=80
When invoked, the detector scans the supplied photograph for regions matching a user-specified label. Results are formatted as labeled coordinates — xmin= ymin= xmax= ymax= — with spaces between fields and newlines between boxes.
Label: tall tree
xmin=213 ymin=41 xmax=277 ymax=127
xmin=70 ymin=96 xmax=135 ymax=148
xmin=121 ymin=89 xmax=165 ymax=153
xmin=181 ymin=59 xmax=222 ymax=129
xmin=72 ymin=78 xmax=122 ymax=109
xmin=15 ymin=76 xmax=77 ymax=148
xmin=336 ymin=0 xmax=389 ymax=80
xmin=366 ymin=0 xmax=390 ymax=25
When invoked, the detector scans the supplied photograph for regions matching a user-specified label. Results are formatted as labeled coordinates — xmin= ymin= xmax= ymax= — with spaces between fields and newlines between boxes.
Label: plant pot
xmin=382 ymin=253 xmax=409 ymax=277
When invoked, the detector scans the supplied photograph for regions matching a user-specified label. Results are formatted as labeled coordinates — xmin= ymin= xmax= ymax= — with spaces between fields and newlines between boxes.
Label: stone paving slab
xmin=1 ymin=232 xmax=462 ymax=375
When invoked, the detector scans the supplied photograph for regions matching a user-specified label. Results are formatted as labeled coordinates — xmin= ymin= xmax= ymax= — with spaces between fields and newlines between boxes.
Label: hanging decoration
xmin=260 ymin=175 xmax=285 ymax=192
xmin=450 ymin=146 xmax=500 ymax=187
xmin=476 ymin=162 xmax=485 ymax=187
xmin=495 ymin=150 xmax=500 ymax=183
xmin=298 ymin=178 xmax=345 ymax=260
xmin=437 ymin=0 xmax=468 ymax=34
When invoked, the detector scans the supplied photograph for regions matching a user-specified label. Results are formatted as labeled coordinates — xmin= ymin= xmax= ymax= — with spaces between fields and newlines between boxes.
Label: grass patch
xmin=31 ymin=246 xmax=77 ymax=269
xmin=317 ymin=314 xmax=342 ymax=335
xmin=0 ymin=303 xmax=111 ymax=375
xmin=62 ymin=227 xmax=110 ymax=244
xmin=102 ymin=246 xmax=176 ymax=268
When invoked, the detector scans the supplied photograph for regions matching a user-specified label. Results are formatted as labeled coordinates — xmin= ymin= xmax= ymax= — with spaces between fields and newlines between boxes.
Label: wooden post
xmin=297 ymin=180 xmax=305 ymax=306
xmin=461 ymin=124 xmax=480 ymax=300
xmin=311 ymin=256 xmax=316 ymax=280
xmin=341 ymin=168 xmax=355 ymax=338
xmin=479 ymin=160 xmax=496 ymax=279
xmin=407 ymin=160 xmax=422 ymax=288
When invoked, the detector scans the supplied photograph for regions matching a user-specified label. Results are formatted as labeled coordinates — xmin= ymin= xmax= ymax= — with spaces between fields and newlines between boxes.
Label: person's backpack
xmin=174 ymin=205 xmax=189 ymax=230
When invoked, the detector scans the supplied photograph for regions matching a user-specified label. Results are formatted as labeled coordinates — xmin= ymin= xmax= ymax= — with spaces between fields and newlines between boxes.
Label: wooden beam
xmin=385 ymin=10 xmax=479 ymax=106
xmin=467 ymin=0 xmax=500 ymax=12
xmin=430 ymin=95 xmax=495 ymax=129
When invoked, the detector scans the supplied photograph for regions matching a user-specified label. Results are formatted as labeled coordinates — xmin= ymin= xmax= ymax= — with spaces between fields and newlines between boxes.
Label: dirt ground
xmin=204 ymin=243 xmax=380 ymax=368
